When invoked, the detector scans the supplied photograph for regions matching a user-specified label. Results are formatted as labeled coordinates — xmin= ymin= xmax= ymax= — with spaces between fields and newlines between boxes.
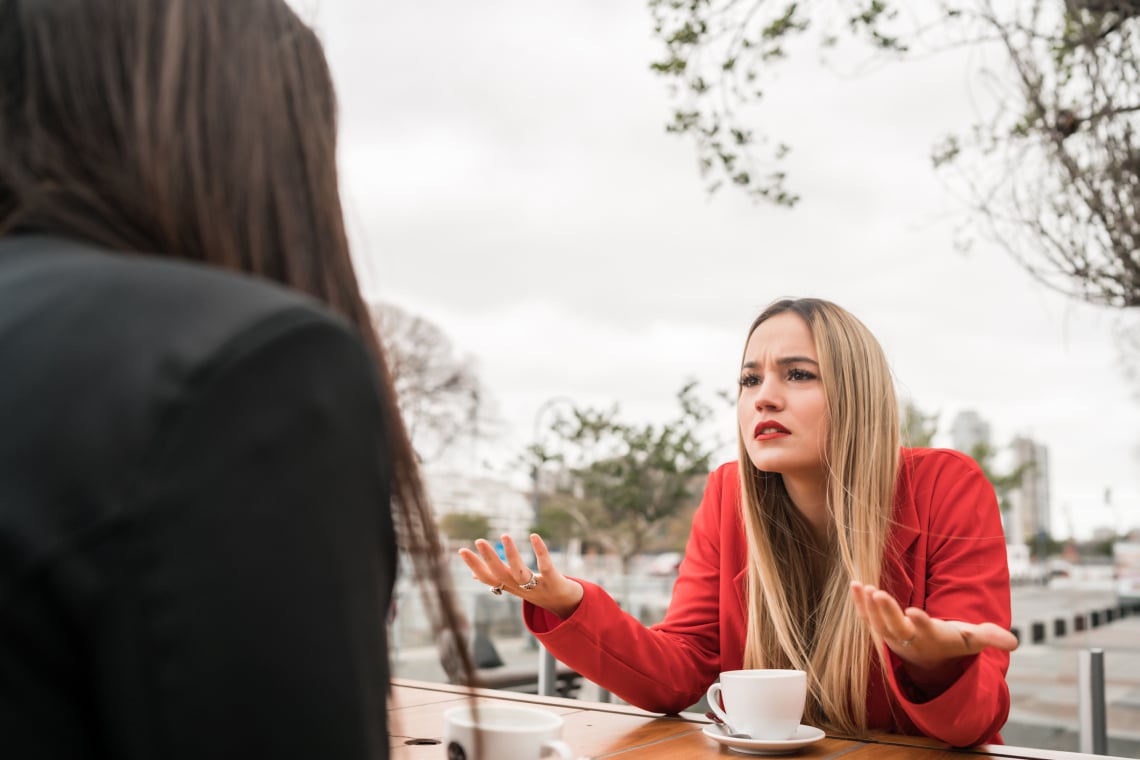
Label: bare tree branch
xmin=649 ymin=0 xmax=1140 ymax=307
xmin=371 ymin=302 xmax=496 ymax=462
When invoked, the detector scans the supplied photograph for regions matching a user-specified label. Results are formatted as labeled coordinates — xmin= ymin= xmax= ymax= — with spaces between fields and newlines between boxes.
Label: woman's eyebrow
xmin=742 ymin=356 xmax=820 ymax=370
xmin=777 ymin=356 xmax=819 ymax=367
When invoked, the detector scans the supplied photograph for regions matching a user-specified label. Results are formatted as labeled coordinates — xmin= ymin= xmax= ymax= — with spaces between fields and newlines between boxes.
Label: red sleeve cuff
xmin=882 ymin=642 xmax=1005 ymax=746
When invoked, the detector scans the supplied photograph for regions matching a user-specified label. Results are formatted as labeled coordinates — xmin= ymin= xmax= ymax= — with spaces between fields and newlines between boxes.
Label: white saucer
xmin=701 ymin=724 xmax=826 ymax=755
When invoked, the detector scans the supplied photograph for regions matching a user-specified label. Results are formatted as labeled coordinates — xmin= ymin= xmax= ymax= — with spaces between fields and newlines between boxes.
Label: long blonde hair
xmin=738 ymin=298 xmax=898 ymax=735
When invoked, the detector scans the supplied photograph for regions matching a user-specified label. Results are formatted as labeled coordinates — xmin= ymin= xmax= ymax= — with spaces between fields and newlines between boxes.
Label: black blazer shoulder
xmin=0 ymin=234 xmax=374 ymax=596
xmin=0 ymin=235 xmax=396 ymax=758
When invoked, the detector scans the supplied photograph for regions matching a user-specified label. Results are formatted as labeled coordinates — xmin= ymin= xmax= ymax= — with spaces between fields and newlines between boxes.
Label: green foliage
xmin=900 ymin=400 xmax=939 ymax=448
xmin=1089 ymin=536 xmax=1116 ymax=557
xmin=930 ymin=134 xmax=960 ymax=168
xmin=847 ymin=1 xmax=907 ymax=51
xmin=539 ymin=382 xmax=718 ymax=570
xmin=438 ymin=512 xmax=492 ymax=542
xmin=646 ymin=0 xmax=1140 ymax=308
xmin=530 ymin=492 xmax=604 ymax=549
xmin=765 ymin=4 xmax=809 ymax=41
xmin=647 ymin=0 xmax=812 ymax=206
xmin=968 ymin=441 xmax=1031 ymax=513
xmin=645 ymin=0 xmax=930 ymax=203
xmin=1027 ymin=534 xmax=1067 ymax=560
xmin=531 ymin=506 xmax=580 ymax=546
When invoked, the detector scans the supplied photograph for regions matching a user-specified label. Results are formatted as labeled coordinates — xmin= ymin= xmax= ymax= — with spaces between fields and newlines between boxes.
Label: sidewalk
xmin=1003 ymin=615 xmax=1140 ymax=757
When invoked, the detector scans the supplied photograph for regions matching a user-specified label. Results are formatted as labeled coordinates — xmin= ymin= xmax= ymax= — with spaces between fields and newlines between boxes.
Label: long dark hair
xmin=0 ymin=0 xmax=472 ymax=684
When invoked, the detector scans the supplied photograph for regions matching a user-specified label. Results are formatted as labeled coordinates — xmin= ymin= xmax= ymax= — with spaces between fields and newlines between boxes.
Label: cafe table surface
xmin=388 ymin=679 xmax=1133 ymax=760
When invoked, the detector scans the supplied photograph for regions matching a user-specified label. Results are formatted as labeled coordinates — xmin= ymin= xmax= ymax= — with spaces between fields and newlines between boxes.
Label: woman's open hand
xmin=849 ymin=581 xmax=1018 ymax=694
xmin=458 ymin=534 xmax=585 ymax=619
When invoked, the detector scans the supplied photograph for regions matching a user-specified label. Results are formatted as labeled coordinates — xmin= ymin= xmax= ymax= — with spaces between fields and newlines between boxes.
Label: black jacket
xmin=0 ymin=235 xmax=396 ymax=759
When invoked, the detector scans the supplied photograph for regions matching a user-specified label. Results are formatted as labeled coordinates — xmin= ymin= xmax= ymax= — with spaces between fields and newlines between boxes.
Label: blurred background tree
xmin=900 ymin=399 xmax=940 ymax=448
xmin=898 ymin=400 xmax=1029 ymax=514
xmin=530 ymin=491 xmax=603 ymax=549
xmin=371 ymin=302 xmax=495 ymax=462
xmin=531 ymin=382 xmax=719 ymax=573
xmin=968 ymin=440 xmax=1033 ymax=514
xmin=438 ymin=512 xmax=493 ymax=542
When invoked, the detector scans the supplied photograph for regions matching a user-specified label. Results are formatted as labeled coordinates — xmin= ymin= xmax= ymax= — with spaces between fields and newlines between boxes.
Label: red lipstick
xmin=753 ymin=420 xmax=791 ymax=440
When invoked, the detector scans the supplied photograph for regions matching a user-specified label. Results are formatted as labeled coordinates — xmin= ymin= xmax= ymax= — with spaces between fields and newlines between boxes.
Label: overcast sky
xmin=301 ymin=0 xmax=1139 ymax=540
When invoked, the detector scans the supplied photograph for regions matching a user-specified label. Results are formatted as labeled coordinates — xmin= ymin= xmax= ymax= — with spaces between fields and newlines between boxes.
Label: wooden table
xmin=388 ymin=679 xmax=1130 ymax=759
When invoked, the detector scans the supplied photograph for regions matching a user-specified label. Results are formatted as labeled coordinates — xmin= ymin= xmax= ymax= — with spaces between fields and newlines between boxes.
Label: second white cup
xmin=706 ymin=669 xmax=807 ymax=740
xmin=443 ymin=705 xmax=572 ymax=760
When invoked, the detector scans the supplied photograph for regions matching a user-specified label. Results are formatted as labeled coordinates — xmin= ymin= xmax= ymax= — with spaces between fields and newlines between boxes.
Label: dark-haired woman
xmin=0 ymin=1 xmax=467 ymax=757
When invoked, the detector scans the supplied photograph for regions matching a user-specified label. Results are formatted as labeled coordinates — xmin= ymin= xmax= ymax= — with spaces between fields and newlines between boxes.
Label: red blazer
xmin=526 ymin=448 xmax=1012 ymax=747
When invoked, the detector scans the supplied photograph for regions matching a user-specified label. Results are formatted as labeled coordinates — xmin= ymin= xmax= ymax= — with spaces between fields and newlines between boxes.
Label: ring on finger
xmin=519 ymin=572 xmax=540 ymax=591
xmin=489 ymin=583 xmax=505 ymax=596
xmin=899 ymin=635 xmax=915 ymax=648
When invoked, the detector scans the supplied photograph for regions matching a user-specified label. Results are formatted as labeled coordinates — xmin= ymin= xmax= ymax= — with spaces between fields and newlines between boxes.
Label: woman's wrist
xmin=899 ymin=654 xmax=965 ymax=699
xmin=547 ymin=580 xmax=585 ymax=619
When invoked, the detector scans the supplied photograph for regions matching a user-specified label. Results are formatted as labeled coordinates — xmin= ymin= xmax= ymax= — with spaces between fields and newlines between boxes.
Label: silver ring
xmin=489 ymin=583 xmax=505 ymax=596
xmin=519 ymin=573 xmax=540 ymax=591
xmin=899 ymin=635 xmax=915 ymax=648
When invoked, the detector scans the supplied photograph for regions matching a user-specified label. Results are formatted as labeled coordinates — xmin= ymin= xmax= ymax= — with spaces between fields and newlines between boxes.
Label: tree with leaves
xmin=438 ymin=512 xmax=493 ymax=543
xmin=648 ymin=0 xmax=1140 ymax=307
xmin=530 ymin=492 xmax=603 ymax=550
xmin=538 ymin=382 xmax=718 ymax=574
xmin=899 ymin=401 xmax=1033 ymax=518
xmin=966 ymin=441 xmax=1032 ymax=516
xmin=900 ymin=399 xmax=939 ymax=448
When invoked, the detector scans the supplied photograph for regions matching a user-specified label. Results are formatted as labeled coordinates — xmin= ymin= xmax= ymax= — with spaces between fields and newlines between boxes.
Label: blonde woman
xmin=460 ymin=298 xmax=1018 ymax=747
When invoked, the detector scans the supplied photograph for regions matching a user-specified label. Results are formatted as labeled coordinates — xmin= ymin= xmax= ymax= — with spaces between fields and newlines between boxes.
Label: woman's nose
xmin=753 ymin=379 xmax=782 ymax=410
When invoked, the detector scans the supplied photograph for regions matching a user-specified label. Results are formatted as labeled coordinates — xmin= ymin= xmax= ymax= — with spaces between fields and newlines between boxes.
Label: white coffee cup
xmin=706 ymin=669 xmax=807 ymax=740
xmin=443 ymin=705 xmax=573 ymax=760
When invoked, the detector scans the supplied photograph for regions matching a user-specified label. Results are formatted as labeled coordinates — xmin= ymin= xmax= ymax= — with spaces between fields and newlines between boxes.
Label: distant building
xmin=1010 ymin=436 xmax=1051 ymax=544
xmin=950 ymin=410 xmax=991 ymax=456
xmin=422 ymin=469 xmax=533 ymax=540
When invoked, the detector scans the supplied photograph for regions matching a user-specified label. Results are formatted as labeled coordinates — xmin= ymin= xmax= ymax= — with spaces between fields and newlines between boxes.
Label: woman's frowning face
xmin=737 ymin=312 xmax=829 ymax=484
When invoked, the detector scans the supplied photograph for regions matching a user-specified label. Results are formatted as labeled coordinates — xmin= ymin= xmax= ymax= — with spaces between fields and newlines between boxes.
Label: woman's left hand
xmin=849 ymin=581 xmax=1018 ymax=693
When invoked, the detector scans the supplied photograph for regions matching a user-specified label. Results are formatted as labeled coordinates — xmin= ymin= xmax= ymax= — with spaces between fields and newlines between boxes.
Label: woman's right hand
xmin=457 ymin=533 xmax=585 ymax=619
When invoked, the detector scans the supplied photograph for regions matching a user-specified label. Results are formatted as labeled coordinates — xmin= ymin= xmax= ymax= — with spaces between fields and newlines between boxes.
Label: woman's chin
xmin=745 ymin=453 xmax=784 ymax=474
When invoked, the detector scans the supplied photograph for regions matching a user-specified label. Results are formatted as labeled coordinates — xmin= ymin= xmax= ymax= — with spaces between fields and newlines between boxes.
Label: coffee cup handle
xmin=541 ymin=738 xmax=573 ymax=759
xmin=706 ymin=682 xmax=730 ymax=725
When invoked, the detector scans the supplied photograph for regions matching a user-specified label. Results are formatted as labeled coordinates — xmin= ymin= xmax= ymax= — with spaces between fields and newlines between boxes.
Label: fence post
xmin=538 ymin=645 xmax=558 ymax=697
xmin=1078 ymin=648 xmax=1107 ymax=755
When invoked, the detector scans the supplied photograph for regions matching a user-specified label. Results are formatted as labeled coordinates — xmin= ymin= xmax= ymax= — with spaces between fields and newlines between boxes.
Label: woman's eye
xmin=788 ymin=368 xmax=816 ymax=381
xmin=738 ymin=373 xmax=760 ymax=388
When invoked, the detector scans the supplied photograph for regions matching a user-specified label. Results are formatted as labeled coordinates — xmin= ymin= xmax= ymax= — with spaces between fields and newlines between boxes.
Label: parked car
xmin=1007 ymin=544 xmax=1045 ymax=585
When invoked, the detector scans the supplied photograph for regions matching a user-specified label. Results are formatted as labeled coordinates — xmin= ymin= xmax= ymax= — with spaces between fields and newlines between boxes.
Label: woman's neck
xmin=783 ymin=472 xmax=831 ymax=539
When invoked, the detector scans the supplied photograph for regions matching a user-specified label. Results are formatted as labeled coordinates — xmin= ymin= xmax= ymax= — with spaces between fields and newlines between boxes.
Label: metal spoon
xmin=704 ymin=710 xmax=751 ymax=739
